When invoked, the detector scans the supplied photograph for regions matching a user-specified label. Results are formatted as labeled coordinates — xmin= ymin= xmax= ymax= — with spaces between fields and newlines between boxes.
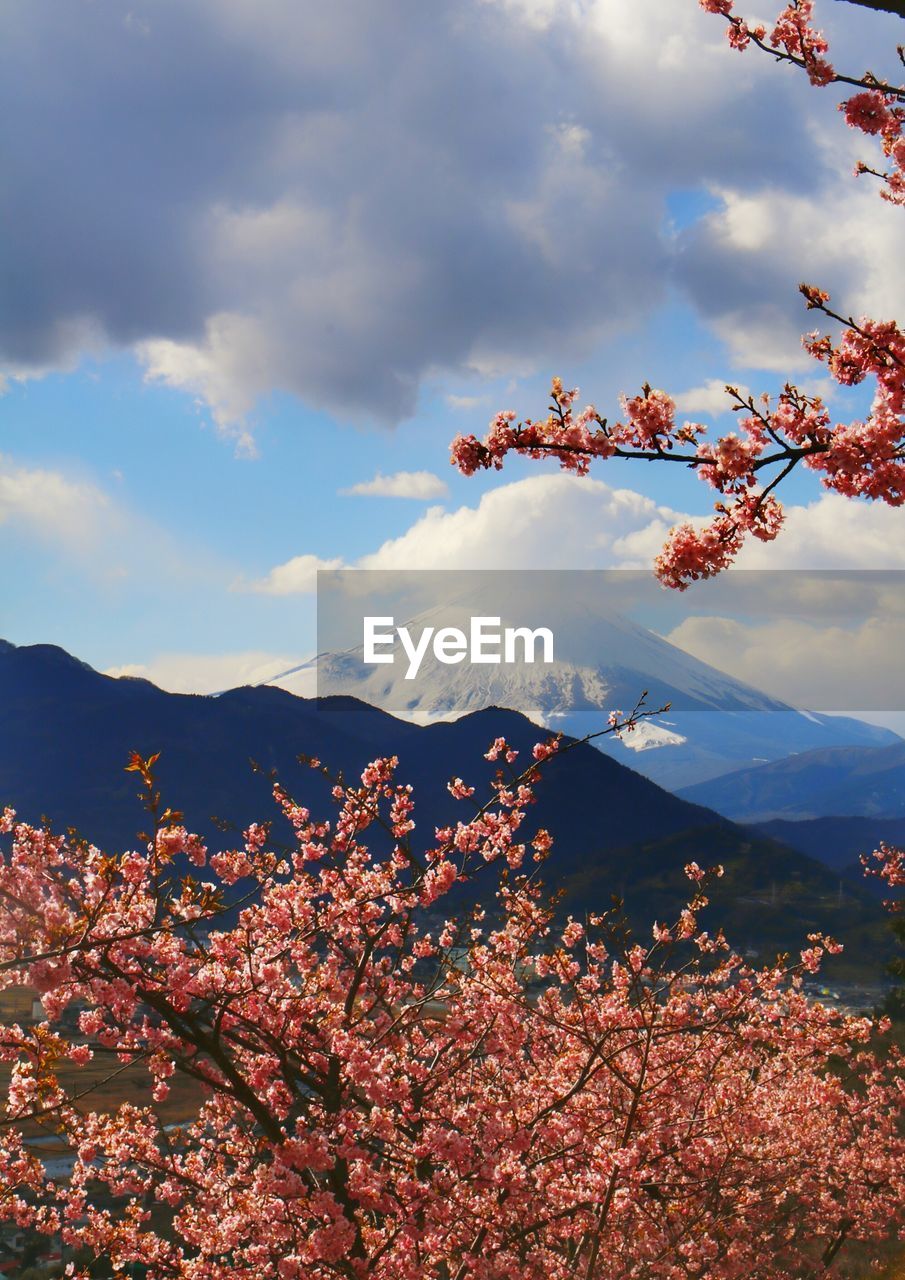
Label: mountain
xmin=274 ymin=592 xmax=899 ymax=789
xmin=0 ymin=639 xmax=892 ymax=979
xmin=679 ymin=743 xmax=905 ymax=823
xmin=749 ymin=816 xmax=905 ymax=884
xmin=0 ymin=639 xmax=718 ymax=858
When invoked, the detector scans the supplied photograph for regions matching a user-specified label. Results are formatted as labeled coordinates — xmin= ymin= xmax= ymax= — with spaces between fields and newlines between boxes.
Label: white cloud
xmin=479 ymin=0 xmax=579 ymax=32
xmin=664 ymin=614 xmax=905 ymax=711
xmin=736 ymin=494 xmax=905 ymax=571
xmin=0 ymin=453 xmax=115 ymax=555
xmin=105 ymin=650 xmax=307 ymax=695
xmin=137 ymin=314 xmax=266 ymax=456
xmin=677 ymin=180 xmax=905 ymax=372
xmin=672 ymin=375 xmax=842 ymax=428
xmin=446 ymin=393 xmax=490 ymax=411
xmin=241 ymin=474 xmax=683 ymax=595
xmin=589 ymin=489 xmax=905 ymax=576
xmin=673 ymin=379 xmax=751 ymax=417
xmin=340 ymin=470 xmax=449 ymax=499
xmin=242 ymin=552 xmax=346 ymax=596
xmin=359 ymin=474 xmax=683 ymax=571
xmin=246 ymin=470 xmax=905 ymax=599
xmin=0 ymin=452 xmax=225 ymax=589
xmin=547 ymin=120 xmax=592 ymax=159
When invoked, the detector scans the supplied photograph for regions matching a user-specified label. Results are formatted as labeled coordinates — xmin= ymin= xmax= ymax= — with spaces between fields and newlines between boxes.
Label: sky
xmin=1 ymin=0 xmax=905 ymax=704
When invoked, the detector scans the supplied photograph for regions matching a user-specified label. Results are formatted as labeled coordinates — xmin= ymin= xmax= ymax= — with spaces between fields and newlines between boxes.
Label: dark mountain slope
xmin=0 ymin=642 xmax=713 ymax=859
xmin=749 ymin=816 xmax=905 ymax=888
xmin=0 ymin=641 xmax=891 ymax=976
xmin=679 ymin=742 xmax=905 ymax=822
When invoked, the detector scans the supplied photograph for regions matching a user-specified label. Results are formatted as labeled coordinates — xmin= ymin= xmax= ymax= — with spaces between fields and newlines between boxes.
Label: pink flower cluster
xmin=451 ymin=380 xmax=615 ymax=479
xmin=770 ymin=1 xmax=833 ymax=85
xmin=451 ymin=382 xmax=697 ymax=483
xmin=452 ymin=299 xmax=902 ymax=586
xmin=452 ymin=375 xmax=809 ymax=587
xmin=862 ymin=841 xmax=905 ymax=911
xmin=0 ymin=741 xmax=903 ymax=1277
xmin=698 ymin=1 xmax=905 ymax=204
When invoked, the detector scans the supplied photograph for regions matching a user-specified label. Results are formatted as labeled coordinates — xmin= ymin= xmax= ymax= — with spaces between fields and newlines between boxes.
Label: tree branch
xmin=834 ymin=0 xmax=905 ymax=17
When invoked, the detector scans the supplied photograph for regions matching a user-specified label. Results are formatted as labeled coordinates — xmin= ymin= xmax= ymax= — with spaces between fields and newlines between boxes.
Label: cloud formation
xmin=674 ymin=181 xmax=905 ymax=372
xmin=341 ymin=470 xmax=449 ymax=499
xmin=0 ymin=454 xmax=115 ymax=557
xmin=672 ymin=379 xmax=752 ymax=417
xmin=246 ymin=473 xmax=905 ymax=597
xmin=359 ymin=474 xmax=683 ymax=572
xmin=0 ymin=452 xmax=227 ymax=597
xmin=243 ymin=553 xmax=346 ymax=596
xmin=105 ymin=650 xmax=308 ymax=695
xmin=665 ymin=614 xmax=905 ymax=712
xmin=244 ymin=474 xmax=683 ymax=589
xmin=3 ymin=0 xmax=885 ymax=444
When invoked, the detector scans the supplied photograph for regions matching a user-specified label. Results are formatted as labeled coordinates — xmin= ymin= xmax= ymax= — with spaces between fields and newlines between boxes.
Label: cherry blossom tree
xmin=451 ymin=0 xmax=905 ymax=589
xmin=0 ymin=729 xmax=903 ymax=1278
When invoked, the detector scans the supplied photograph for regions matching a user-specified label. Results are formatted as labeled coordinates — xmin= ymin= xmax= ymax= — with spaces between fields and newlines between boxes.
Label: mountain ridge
xmin=0 ymin=638 xmax=893 ymax=978
xmin=680 ymin=742 xmax=905 ymax=822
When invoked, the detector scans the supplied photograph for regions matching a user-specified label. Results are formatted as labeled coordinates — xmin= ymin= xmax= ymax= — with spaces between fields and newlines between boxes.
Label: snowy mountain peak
xmin=263 ymin=596 xmax=899 ymax=788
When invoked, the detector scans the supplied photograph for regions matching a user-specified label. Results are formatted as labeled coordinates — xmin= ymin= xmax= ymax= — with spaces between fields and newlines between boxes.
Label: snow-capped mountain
xmin=261 ymin=596 xmax=900 ymax=790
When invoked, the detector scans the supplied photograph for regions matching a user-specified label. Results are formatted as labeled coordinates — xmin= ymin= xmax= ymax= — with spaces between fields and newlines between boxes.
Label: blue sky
xmin=1 ymin=0 xmax=903 ymax=693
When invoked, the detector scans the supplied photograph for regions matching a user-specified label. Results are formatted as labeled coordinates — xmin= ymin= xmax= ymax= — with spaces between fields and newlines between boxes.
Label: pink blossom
xmin=844 ymin=90 xmax=895 ymax=137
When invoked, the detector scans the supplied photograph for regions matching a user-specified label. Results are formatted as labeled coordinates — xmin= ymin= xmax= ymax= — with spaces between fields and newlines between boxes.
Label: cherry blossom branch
xmin=448 ymin=3 xmax=904 ymax=589
xmin=451 ymin=293 xmax=904 ymax=589
xmin=834 ymin=0 xmax=905 ymax=17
